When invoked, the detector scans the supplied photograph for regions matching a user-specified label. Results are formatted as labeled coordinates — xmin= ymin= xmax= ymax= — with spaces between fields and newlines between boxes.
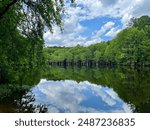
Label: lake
xmin=0 ymin=66 xmax=150 ymax=113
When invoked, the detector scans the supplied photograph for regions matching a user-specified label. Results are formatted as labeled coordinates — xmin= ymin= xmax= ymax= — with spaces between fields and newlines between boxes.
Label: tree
xmin=0 ymin=0 xmax=75 ymax=84
xmin=93 ymin=42 xmax=107 ymax=64
xmin=0 ymin=0 xmax=75 ymax=36
xmin=130 ymin=15 xmax=150 ymax=38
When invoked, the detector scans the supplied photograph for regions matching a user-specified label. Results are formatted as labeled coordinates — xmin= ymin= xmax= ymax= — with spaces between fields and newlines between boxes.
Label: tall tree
xmin=0 ymin=0 xmax=75 ymax=84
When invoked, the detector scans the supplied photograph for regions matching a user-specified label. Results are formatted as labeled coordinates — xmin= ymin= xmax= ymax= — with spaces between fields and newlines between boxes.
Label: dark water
xmin=0 ymin=66 xmax=150 ymax=113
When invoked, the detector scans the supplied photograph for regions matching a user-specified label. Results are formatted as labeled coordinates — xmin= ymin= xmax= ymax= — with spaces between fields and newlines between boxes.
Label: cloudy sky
xmin=44 ymin=0 xmax=150 ymax=47
xmin=32 ymin=79 xmax=132 ymax=112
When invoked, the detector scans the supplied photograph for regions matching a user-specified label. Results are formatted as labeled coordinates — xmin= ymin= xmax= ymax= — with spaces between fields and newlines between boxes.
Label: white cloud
xmin=132 ymin=0 xmax=150 ymax=17
xmin=75 ymin=0 xmax=103 ymax=20
xmin=31 ymin=79 xmax=132 ymax=113
xmin=83 ymin=22 xmax=115 ymax=46
xmin=105 ymin=27 xmax=122 ymax=37
xmin=44 ymin=0 xmax=150 ymax=47
xmin=121 ymin=13 xmax=133 ymax=28
xmin=100 ymin=0 xmax=118 ymax=6
xmin=44 ymin=21 xmax=86 ymax=47
xmin=83 ymin=38 xmax=102 ymax=46
xmin=95 ymin=22 xmax=115 ymax=37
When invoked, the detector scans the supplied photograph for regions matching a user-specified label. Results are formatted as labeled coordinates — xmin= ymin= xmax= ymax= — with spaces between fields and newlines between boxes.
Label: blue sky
xmin=80 ymin=16 xmax=122 ymax=41
xmin=44 ymin=0 xmax=150 ymax=47
xmin=32 ymin=79 xmax=132 ymax=112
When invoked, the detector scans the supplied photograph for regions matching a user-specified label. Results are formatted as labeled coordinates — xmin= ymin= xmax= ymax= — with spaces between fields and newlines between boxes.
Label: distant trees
xmin=44 ymin=16 xmax=150 ymax=67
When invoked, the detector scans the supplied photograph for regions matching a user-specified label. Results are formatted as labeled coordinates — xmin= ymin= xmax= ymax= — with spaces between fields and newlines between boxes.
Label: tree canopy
xmin=0 ymin=0 xmax=74 ymax=84
xmin=0 ymin=0 xmax=75 ymax=38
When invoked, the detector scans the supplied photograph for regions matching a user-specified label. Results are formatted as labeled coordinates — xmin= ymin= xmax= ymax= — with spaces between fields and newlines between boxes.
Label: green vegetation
xmin=0 ymin=84 xmax=48 ymax=113
xmin=44 ymin=16 xmax=150 ymax=67
xmin=0 ymin=1 xmax=150 ymax=113
xmin=43 ymin=66 xmax=150 ymax=112
xmin=0 ymin=66 xmax=150 ymax=112
xmin=0 ymin=0 xmax=74 ymax=84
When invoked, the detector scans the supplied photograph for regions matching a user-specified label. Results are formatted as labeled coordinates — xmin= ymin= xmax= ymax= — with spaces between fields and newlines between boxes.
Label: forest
xmin=0 ymin=0 xmax=150 ymax=84
xmin=44 ymin=16 xmax=150 ymax=67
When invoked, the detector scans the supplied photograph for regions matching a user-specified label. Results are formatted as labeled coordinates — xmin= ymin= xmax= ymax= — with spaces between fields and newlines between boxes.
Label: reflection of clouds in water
xmin=31 ymin=79 xmax=132 ymax=113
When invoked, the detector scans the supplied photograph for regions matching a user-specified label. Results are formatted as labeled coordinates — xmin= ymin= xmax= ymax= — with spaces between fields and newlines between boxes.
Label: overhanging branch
xmin=0 ymin=0 xmax=18 ymax=20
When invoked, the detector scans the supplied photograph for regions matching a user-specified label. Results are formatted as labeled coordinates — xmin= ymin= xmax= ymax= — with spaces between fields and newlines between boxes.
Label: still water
xmin=31 ymin=79 xmax=132 ymax=112
xmin=0 ymin=67 xmax=150 ymax=113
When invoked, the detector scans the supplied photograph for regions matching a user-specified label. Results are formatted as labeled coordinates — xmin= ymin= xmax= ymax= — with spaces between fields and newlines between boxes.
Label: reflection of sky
xmin=31 ymin=79 xmax=132 ymax=113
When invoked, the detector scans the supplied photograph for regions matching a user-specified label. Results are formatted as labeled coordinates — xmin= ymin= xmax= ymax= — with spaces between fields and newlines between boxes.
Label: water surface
xmin=0 ymin=67 xmax=150 ymax=113
xmin=31 ymin=79 xmax=132 ymax=112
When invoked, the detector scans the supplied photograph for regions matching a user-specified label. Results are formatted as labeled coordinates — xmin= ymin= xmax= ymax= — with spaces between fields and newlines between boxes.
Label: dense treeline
xmin=44 ymin=16 xmax=150 ymax=67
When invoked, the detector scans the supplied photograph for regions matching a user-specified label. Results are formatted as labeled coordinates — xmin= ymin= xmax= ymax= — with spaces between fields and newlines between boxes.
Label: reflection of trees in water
xmin=43 ymin=66 xmax=150 ymax=113
xmin=0 ymin=66 xmax=48 ymax=113
xmin=15 ymin=91 xmax=48 ymax=113
xmin=0 ymin=85 xmax=48 ymax=113
xmin=1 ymin=66 xmax=150 ymax=113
